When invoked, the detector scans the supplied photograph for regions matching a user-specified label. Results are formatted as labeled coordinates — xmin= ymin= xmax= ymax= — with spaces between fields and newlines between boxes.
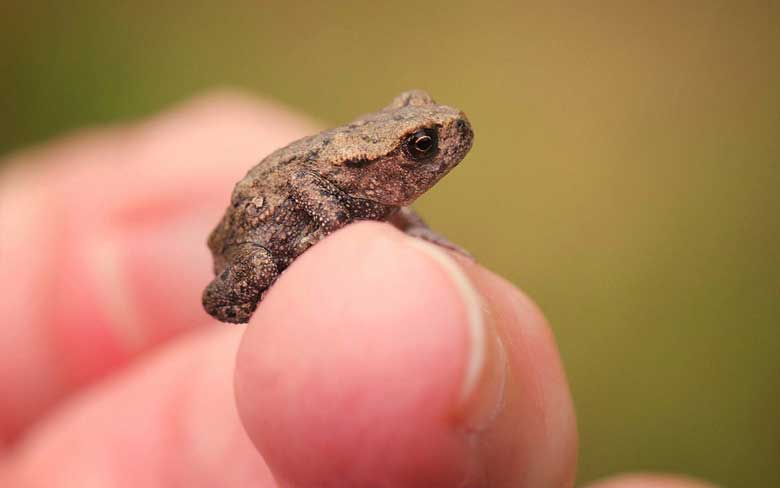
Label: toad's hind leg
xmin=202 ymin=244 xmax=278 ymax=324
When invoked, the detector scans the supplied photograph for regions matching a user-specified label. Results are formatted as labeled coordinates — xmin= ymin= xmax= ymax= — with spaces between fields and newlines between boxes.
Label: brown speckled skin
xmin=203 ymin=90 xmax=474 ymax=323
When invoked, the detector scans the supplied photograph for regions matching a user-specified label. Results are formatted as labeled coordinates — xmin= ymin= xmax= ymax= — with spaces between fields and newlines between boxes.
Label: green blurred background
xmin=2 ymin=1 xmax=778 ymax=485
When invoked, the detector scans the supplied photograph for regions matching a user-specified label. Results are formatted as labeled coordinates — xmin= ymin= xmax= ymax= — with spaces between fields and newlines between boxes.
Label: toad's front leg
xmin=389 ymin=206 xmax=471 ymax=257
xmin=289 ymin=170 xmax=352 ymax=231
xmin=289 ymin=170 xmax=354 ymax=254
xmin=202 ymin=243 xmax=278 ymax=324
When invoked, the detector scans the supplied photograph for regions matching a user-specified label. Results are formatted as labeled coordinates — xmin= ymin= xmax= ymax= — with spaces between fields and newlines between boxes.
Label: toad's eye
xmin=405 ymin=128 xmax=439 ymax=160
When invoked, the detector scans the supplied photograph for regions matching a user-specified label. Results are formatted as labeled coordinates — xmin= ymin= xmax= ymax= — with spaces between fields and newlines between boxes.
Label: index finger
xmin=0 ymin=92 xmax=315 ymax=441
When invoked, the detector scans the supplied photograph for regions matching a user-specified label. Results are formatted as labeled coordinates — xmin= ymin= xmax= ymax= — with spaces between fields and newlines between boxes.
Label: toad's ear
xmin=385 ymin=90 xmax=436 ymax=110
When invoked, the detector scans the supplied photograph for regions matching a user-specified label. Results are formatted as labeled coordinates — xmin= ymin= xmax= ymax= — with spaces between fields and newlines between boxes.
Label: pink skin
xmin=0 ymin=93 xmax=716 ymax=487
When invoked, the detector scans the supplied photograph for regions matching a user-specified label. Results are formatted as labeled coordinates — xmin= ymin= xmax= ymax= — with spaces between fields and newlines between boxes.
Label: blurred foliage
xmin=2 ymin=1 xmax=779 ymax=485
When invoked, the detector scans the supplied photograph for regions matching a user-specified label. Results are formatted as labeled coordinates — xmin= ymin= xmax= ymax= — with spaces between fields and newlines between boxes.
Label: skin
xmin=0 ymin=92 xmax=717 ymax=488
xmin=204 ymin=90 xmax=473 ymax=323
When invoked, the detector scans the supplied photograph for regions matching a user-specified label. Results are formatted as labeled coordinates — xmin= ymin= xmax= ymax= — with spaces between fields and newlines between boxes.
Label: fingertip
xmin=235 ymin=222 xmax=486 ymax=486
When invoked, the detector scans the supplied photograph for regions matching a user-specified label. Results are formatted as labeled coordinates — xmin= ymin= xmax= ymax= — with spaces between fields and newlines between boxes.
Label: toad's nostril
xmin=455 ymin=116 xmax=472 ymax=136
xmin=455 ymin=117 xmax=474 ymax=148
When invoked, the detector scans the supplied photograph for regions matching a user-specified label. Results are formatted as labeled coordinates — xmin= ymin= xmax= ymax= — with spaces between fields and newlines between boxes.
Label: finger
xmin=235 ymin=222 xmax=577 ymax=487
xmin=583 ymin=474 xmax=719 ymax=488
xmin=2 ymin=327 xmax=276 ymax=487
xmin=0 ymin=91 xmax=316 ymax=441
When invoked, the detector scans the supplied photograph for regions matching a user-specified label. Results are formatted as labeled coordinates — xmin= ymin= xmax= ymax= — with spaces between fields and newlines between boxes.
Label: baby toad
xmin=203 ymin=90 xmax=474 ymax=323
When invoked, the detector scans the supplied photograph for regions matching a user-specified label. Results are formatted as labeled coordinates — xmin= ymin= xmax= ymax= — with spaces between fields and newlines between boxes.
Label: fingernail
xmin=406 ymin=238 xmax=507 ymax=432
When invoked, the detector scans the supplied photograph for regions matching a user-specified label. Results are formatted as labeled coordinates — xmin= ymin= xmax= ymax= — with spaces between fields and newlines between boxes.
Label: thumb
xmin=235 ymin=222 xmax=577 ymax=487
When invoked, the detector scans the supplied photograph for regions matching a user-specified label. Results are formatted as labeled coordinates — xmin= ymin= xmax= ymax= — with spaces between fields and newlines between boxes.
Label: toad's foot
xmin=202 ymin=244 xmax=278 ymax=324
xmin=389 ymin=206 xmax=472 ymax=258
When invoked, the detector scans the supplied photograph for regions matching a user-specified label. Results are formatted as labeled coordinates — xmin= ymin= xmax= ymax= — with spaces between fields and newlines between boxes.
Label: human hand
xmin=0 ymin=93 xmax=715 ymax=487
